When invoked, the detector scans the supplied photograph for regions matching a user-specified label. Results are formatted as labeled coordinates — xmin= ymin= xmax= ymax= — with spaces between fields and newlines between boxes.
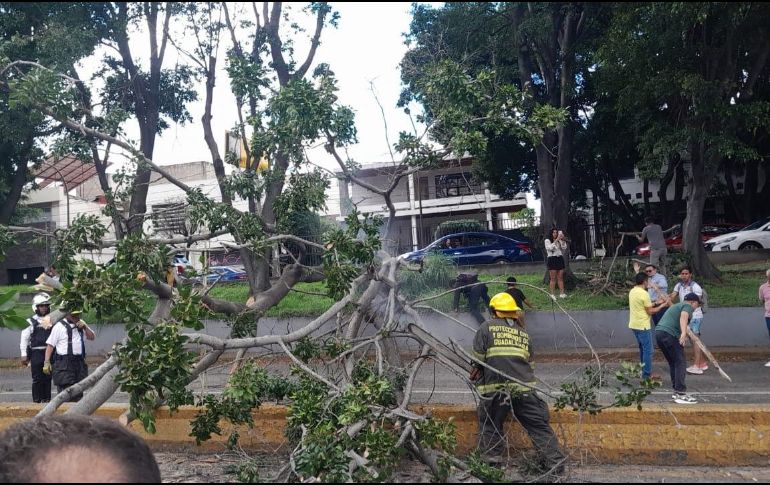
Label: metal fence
xmin=496 ymin=216 xmax=637 ymax=258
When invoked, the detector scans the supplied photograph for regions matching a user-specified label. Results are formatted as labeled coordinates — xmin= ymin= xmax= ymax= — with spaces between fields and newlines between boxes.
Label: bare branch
xmin=278 ymin=338 xmax=340 ymax=392
xmin=38 ymin=355 xmax=118 ymax=417
xmin=295 ymin=4 xmax=329 ymax=79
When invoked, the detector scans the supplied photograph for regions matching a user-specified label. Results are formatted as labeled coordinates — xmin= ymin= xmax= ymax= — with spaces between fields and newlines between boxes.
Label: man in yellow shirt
xmin=629 ymin=272 xmax=670 ymax=380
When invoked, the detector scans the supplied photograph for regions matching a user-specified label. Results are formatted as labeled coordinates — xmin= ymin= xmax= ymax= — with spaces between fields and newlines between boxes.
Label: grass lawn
xmin=3 ymin=261 xmax=767 ymax=322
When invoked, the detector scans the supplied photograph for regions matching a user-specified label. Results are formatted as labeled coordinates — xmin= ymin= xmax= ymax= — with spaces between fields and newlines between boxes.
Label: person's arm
xmin=78 ymin=320 xmax=95 ymax=341
xmin=678 ymin=311 xmax=690 ymax=347
xmin=669 ymin=283 xmax=680 ymax=302
xmin=470 ymin=327 xmax=489 ymax=380
xmin=544 ymin=239 xmax=557 ymax=252
xmin=645 ymin=300 xmax=668 ymax=315
xmin=760 ymin=285 xmax=765 ymax=303
xmin=524 ymin=297 xmax=535 ymax=309
xmin=42 ymin=344 xmax=54 ymax=375
xmin=20 ymin=324 xmax=32 ymax=364
xmin=44 ymin=344 xmax=54 ymax=363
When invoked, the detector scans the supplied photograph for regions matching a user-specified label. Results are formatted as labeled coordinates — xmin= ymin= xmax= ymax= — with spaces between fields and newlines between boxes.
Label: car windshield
xmin=740 ymin=217 xmax=770 ymax=231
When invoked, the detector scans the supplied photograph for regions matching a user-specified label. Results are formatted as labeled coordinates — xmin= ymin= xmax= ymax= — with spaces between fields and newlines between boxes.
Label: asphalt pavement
xmin=3 ymin=355 xmax=769 ymax=406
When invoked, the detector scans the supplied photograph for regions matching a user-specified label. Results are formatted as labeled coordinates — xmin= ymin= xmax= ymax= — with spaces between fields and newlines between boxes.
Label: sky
xmin=73 ymin=2 xmax=540 ymax=215
xmin=96 ymin=3 xmax=427 ymax=168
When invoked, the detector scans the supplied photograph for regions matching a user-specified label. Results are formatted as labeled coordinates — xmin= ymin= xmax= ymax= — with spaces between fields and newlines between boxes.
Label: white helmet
xmin=32 ymin=293 xmax=51 ymax=313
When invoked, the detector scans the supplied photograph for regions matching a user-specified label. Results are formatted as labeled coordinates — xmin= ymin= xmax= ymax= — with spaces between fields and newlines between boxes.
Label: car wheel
xmin=739 ymin=241 xmax=762 ymax=250
xmin=493 ymin=258 xmax=512 ymax=265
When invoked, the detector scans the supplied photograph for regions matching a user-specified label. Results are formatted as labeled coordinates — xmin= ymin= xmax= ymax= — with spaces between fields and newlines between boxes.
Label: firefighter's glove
xmin=469 ymin=366 xmax=482 ymax=382
xmin=42 ymin=361 xmax=52 ymax=375
xmin=76 ymin=320 xmax=87 ymax=329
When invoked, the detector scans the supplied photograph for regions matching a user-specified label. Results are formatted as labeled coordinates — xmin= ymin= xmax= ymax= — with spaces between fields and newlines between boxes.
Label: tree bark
xmin=683 ymin=143 xmax=721 ymax=280
xmin=0 ymin=156 xmax=28 ymax=225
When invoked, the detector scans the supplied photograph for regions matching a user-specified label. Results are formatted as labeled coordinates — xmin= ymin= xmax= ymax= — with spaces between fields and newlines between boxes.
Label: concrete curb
xmin=1 ymin=403 xmax=768 ymax=465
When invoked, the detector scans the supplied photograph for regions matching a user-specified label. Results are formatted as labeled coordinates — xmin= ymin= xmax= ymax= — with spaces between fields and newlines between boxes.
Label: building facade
xmin=337 ymin=157 xmax=528 ymax=254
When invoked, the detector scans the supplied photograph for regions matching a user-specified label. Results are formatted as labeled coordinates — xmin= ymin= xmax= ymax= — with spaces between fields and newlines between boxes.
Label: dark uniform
xmin=48 ymin=319 xmax=89 ymax=402
xmin=452 ymin=273 xmax=491 ymax=324
xmin=472 ymin=317 xmax=565 ymax=471
xmin=24 ymin=315 xmax=53 ymax=403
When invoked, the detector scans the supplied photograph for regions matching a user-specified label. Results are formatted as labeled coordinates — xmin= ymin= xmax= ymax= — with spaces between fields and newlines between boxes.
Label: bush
xmin=399 ymin=253 xmax=455 ymax=298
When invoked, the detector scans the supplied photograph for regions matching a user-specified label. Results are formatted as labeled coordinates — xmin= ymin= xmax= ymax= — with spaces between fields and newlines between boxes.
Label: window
xmin=24 ymin=207 xmax=52 ymax=224
xmin=435 ymin=172 xmax=478 ymax=198
xmin=465 ymin=235 xmax=496 ymax=247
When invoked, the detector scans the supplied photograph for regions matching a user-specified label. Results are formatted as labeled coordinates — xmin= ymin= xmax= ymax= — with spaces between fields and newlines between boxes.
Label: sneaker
xmin=559 ymin=293 xmax=567 ymax=299
xmin=686 ymin=365 xmax=703 ymax=375
xmin=649 ymin=373 xmax=663 ymax=382
xmin=765 ymin=361 xmax=770 ymax=368
xmin=698 ymin=363 xmax=709 ymax=371
xmin=672 ymin=393 xmax=698 ymax=404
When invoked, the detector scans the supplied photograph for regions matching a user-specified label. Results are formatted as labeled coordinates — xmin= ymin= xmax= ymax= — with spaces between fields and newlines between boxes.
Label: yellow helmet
xmin=489 ymin=292 xmax=520 ymax=312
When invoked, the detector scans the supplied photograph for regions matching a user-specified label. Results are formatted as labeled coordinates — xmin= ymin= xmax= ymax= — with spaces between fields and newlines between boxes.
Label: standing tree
xmin=401 ymin=2 xmax=609 ymax=234
xmin=0 ymin=3 xmax=110 ymax=223
xmin=599 ymin=2 xmax=770 ymax=279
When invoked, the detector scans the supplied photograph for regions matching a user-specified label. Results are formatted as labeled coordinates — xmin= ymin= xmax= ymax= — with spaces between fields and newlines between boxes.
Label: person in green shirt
xmin=654 ymin=293 xmax=702 ymax=404
xmin=628 ymin=272 xmax=670 ymax=380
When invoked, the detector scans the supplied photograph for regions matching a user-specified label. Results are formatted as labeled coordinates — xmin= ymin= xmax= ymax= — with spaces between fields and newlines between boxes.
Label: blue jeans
xmin=766 ymin=317 xmax=770 ymax=340
xmin=633 ymin=329 xmax=653 ymax=379
xmin=689 ymin=318 xmax=702 ymax=335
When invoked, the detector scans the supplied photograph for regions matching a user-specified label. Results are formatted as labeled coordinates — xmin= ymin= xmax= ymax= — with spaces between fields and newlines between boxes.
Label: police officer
xmin=471 ymin=292 xmax=565 ymax=474
xmin=19 ymin=293 xmax=54 ymax=403
xmin=42 ymin=310 xmax=95 ymax=402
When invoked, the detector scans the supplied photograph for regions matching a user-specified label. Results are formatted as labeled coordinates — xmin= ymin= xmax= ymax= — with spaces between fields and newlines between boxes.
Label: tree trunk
xmin=741 ymin=158 xmax=759 ymax=223
xmin=683 ymin=144 xmax=721 ymax=280
xmin=0 ymin=159 xmax=28 ymax=225
xmin=127 ymin=124 xmax=157 ymax=234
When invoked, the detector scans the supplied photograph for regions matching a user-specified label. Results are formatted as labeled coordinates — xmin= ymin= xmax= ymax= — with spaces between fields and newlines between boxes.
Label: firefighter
xmin=471 ymin=292 xmax=566 ymax=474
xmin=19 ymin=293 xmax=54 ymax=403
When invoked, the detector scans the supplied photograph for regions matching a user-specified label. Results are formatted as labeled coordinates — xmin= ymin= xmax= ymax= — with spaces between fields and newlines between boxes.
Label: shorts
xmin=688 ymin=318 xmax=702 ymax=335
xmin=547 ymin=256 xmax=565 ymax=271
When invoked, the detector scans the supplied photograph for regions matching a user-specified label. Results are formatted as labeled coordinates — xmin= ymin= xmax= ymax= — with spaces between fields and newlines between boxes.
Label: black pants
xmin=477 ymin=391 xmax=565 ymax=470
xmin=454 ymin=284 xmax=491 ymax=324
xmin=655 ymin=331 xmax=687 ymax=393
xmin=53 ymin=355 xmax=89 ymax=402
xmin=28 ymin=349 xmax=52 ymax=403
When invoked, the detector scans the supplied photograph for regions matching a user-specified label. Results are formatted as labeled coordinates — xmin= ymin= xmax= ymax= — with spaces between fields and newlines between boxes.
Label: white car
xmin=704 ymin=216 xmax=770 ymax=251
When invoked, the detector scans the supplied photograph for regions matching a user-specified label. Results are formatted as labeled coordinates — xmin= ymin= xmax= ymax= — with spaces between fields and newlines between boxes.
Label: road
xmin=3 ymin=357 xmax=770 ymax=406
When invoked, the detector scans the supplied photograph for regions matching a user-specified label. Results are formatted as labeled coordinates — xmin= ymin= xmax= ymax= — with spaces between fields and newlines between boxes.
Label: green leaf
xmin=2 ymin=314 xmax=29 ymax=330
xmin=0 ymin=289 xmax=19 ymax=310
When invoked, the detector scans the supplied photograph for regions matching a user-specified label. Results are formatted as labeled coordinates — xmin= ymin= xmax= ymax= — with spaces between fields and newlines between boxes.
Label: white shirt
xmin=20 ymin=317 xmax=35 ymax=358
xmin=674 ymin=280 xmax=703 ymax=319
xmin=544 ymin=239 xmax=567 ymax=258
xmin=46 ymin=320 xmax=87 ymax=356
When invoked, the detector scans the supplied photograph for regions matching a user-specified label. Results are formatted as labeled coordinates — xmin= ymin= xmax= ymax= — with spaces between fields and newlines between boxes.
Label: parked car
xmin=399 ymin=232 xmax=534 ymax=265
xmin=192 ymin=266 xmax=248 ymax=284
xmin=173 ymin=254 xmax=194 ymax=275
xmin=704 ymin=216 xmax=770 ymax=252
xmin=635 ymin=223 xmax=744 ymax=256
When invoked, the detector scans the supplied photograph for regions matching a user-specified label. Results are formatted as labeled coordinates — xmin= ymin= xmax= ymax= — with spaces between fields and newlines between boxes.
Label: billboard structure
xmin=224 ymin=131 xmax=268 ymax=171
